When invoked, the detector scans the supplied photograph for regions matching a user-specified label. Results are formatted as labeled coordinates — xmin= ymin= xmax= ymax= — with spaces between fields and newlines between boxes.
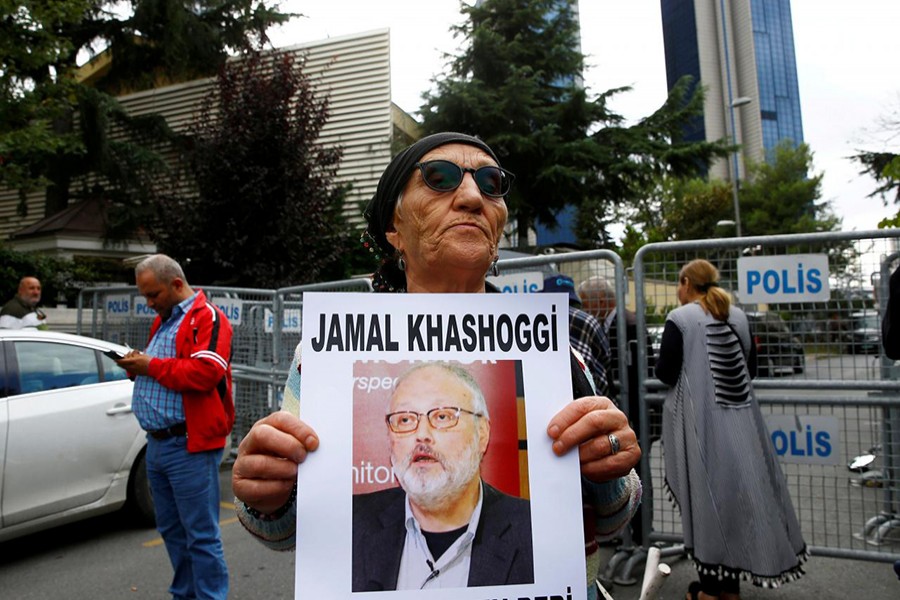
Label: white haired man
xmin=352 ymin=362 xmax=533 ymax=591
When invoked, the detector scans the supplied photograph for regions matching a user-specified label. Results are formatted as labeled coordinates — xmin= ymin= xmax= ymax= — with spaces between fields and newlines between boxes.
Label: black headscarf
xmin=362 ymin=132 xmax=504 ymax=292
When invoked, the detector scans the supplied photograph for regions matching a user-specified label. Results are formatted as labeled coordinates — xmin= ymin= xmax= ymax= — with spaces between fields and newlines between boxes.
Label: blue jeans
xmin=147 ymin=436 xmax=227 ymax=600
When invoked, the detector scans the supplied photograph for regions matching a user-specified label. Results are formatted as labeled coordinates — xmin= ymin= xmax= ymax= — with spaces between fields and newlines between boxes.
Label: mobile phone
xmin=103 ymin=349 xmax=127 ymax=360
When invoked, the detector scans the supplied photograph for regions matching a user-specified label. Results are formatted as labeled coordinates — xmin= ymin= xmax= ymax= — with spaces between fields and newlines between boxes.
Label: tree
xmin=659 ymin=178 xmax=734 ymax=240
xmin=618 ymin=141 xmax=838 ymax=269
xmin=418 ymin=0 xmax=729 ymax=248
xmin=0 ymin=242 xmax=127 ymax=306
xmin=740 ymin=141 xmax=838 ymax=236
xmin=151 ymin=50 xmax=350 ymax=288
xmin=852 ymin=98 xmax=900 ymax=227
xmin=615 ymin=176 xmax=732 ymax=266
xmin=0 ymin=0 xmax=290 ymax=232
xmin=579 ymin=77 xmax=731 ymax=246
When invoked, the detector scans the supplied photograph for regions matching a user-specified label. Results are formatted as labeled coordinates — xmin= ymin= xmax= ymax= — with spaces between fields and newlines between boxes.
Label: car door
xmin=1 ymin=339 xmax=137 ymax=527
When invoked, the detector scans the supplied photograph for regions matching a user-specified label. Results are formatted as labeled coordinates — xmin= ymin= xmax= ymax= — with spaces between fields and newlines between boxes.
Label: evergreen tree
xmin=852 ymin=99 xmax=900 ymax=226
xmin=740 ymin=141 xmax=837 ymax=235
xmin=152 ymin=50 xmax=349 ymax=287
xmin=853 ymin=151 xmax=900 ymax=227
xmin=0 ymin=0 xmax=289 ymax=230
xmin=418 ymin=0 xmax=729 ymax=248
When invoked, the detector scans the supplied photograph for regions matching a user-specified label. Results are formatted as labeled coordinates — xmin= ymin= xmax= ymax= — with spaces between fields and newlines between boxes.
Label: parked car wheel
xmin=127 ymin=451 xmax=156 ymax=526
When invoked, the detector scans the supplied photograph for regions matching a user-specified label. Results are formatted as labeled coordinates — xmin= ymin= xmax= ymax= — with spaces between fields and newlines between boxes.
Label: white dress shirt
xmin=395 ymin=483 xmax=485 ymax=589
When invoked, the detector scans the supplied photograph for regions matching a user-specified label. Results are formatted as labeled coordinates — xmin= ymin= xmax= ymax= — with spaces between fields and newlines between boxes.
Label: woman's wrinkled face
xmin=384 ymin=143 xmax=508 ymax=275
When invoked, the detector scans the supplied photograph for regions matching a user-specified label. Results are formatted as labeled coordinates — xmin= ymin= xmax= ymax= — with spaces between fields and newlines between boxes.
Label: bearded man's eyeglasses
xmin=385 ymin=406 xmax=483 ymax=434
xmin=414 ymin=160 xmax=515 ymax=198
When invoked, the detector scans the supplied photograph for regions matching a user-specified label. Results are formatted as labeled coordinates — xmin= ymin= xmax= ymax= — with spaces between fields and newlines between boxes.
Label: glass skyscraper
xmin=750 ymin=0 xmax=804 ymax=153
xmin=660 ymin=0 xmax=804 ymax=180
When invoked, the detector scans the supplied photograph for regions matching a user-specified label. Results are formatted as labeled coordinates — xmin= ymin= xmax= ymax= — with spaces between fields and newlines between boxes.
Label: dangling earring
xmin=397 ymin=255 xmax=406 ymax=272
xmin=489 ymin=256 xmax=499 ymax=277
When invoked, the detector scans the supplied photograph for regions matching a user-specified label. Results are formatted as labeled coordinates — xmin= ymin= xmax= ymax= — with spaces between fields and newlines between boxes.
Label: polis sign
xmin=764 ymin=414 xmax=840 ymax=465
xmin=738 ymin=254 xmax=830 ymax=304
xmin=264 ymin=308 xmax=302 ymax=333
xmin=105 ymin=294 xmax=131 ymax=317
xmin=210 ymin=298 xmax=243 ymax=326
xmin=486 ymin=271 xmax=546 ymax=294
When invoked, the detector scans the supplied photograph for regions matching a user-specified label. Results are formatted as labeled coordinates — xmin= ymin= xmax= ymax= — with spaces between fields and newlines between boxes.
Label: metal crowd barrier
xmin=633 ymin=230 xmax=900 ymax=575
xmin=76 ymin=230 xmax=900 ymax=568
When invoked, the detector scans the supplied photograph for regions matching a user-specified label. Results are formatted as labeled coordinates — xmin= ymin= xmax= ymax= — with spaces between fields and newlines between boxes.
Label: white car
xmin=0 ymin=328 xmax=153 ymax=542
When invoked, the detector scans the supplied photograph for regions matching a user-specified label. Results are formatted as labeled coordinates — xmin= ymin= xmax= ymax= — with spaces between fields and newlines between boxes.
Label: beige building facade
xmin=1 ymin=29 xmax=418 ymax=260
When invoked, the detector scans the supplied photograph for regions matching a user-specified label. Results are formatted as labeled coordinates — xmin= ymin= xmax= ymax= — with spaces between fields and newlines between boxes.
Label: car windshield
xmin=853 ymin=313 xmax=880 ymax=329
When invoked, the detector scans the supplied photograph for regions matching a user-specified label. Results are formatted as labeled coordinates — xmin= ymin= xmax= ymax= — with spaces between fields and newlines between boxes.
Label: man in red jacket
xmin=118 ymin=254 xmax=234 ymax=600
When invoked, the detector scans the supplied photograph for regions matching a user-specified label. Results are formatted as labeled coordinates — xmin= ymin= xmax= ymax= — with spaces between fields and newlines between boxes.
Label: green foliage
xmin=851 ymin=96 xmax=900 ymax=227
xmin=0 ymin=1 xmax=88 ymax=208
xmin=98 ymin=0 xmax=293 ymax=95
xmin=0 ymin=0 xmax=290 ymax=231
xmin=853 ymin=151 xmax=900 ymax=227
xmin=151 ymin=50 xmax=350 ymax=288
xmin=624 ymin=177 xmax=733 ymax=246
xmin=0 ymin=243 xmax=127 ymax=305
xmin=740 ymin=141 xmax=838 ymax=235
xmin=657 ymin=178 xmax=733 ymax=240
xmin=417 ymin=0 xmax=729 ymax=249
xmin=618 ymin=142 xmax=839 ymax=273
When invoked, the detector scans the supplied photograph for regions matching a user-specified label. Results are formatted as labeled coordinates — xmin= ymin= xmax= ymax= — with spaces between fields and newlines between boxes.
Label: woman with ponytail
xmin=655 ymin=259 xmax=807 ymax=600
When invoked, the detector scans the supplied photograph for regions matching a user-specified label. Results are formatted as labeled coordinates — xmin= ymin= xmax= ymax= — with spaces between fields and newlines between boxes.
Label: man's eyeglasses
xmin=385 ymin=406 xmax=483 ymax=434
xmin=414 ymin=160 xmax=515 ymax=198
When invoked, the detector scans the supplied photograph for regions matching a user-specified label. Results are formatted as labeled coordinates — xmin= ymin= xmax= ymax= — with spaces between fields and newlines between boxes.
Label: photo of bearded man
xmin=351 ymin=361 xmax=533 ymax=592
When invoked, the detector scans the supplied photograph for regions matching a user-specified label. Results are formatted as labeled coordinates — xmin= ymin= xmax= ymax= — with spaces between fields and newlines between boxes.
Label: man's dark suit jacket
xmin=352 ymin=482 xmax=534 ymax=591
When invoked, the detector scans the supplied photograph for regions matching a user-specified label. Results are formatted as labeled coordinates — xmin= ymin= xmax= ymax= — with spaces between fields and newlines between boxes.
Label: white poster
xmin=296 ymin=292 xmax=586 ymax=600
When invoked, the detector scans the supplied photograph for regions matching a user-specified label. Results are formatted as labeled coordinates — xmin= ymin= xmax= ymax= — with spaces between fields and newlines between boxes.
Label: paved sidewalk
xmin=595 ymin=545 xmax=898 ymax=599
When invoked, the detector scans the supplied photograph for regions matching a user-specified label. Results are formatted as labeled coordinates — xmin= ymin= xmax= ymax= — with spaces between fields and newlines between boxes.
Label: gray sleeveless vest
xmin=662 ymin=302 xmax=807 ymax=586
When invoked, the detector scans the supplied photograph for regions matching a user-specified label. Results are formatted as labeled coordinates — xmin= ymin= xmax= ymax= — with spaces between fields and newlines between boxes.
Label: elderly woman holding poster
xmin=232 ymin=132 xmax=642 ymax=595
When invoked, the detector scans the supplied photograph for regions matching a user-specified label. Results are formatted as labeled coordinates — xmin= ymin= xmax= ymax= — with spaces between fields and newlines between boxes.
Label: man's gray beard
xmin=392 ymin=442 xmax=482 ymax=511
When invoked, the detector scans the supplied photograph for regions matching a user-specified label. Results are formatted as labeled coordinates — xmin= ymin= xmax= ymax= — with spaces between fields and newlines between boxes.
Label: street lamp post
xmin=717 ymin=0 xmax=753 ymax=237
xmin=728 ymin=96 xmax=752 ymax=237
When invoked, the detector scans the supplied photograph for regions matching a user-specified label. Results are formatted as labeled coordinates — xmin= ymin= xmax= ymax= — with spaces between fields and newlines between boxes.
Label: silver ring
xmin=608 ymin=433 xmax=620 ymax=456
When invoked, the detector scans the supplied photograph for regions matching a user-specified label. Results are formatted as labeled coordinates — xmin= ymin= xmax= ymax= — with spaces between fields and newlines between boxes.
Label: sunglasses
xmin=414 ymin=160 xmax=515 ymax=198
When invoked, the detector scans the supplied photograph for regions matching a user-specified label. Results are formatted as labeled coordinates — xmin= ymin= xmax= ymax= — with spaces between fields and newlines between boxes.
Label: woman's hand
xmin=232 ymin=411 xmax=320 ymax=514
xmin=547 ymin=396 xmax=640 ymax=483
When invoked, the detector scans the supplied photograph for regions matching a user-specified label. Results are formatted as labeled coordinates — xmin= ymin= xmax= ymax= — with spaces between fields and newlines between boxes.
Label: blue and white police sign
xmin=764 ymin=415 xmax=840 ymax=465
xmin=133 ymin=297 xmax=157 ymax=318
xmin=738 ymin=254 xmax=829 ymax=303
xmin=264 ymin=308 xmax=302 ymax=333
xmin=105 ymin=294 xmax=131 ymax=317
xmin=486 ymin=271 xmax=544 ymax=294
xmin=211 ymin=298 xmax=243 ymax=326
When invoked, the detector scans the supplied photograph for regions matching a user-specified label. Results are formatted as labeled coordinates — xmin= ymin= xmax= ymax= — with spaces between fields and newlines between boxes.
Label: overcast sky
xmin=270 ymin=0 xmax=900 ymax=234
